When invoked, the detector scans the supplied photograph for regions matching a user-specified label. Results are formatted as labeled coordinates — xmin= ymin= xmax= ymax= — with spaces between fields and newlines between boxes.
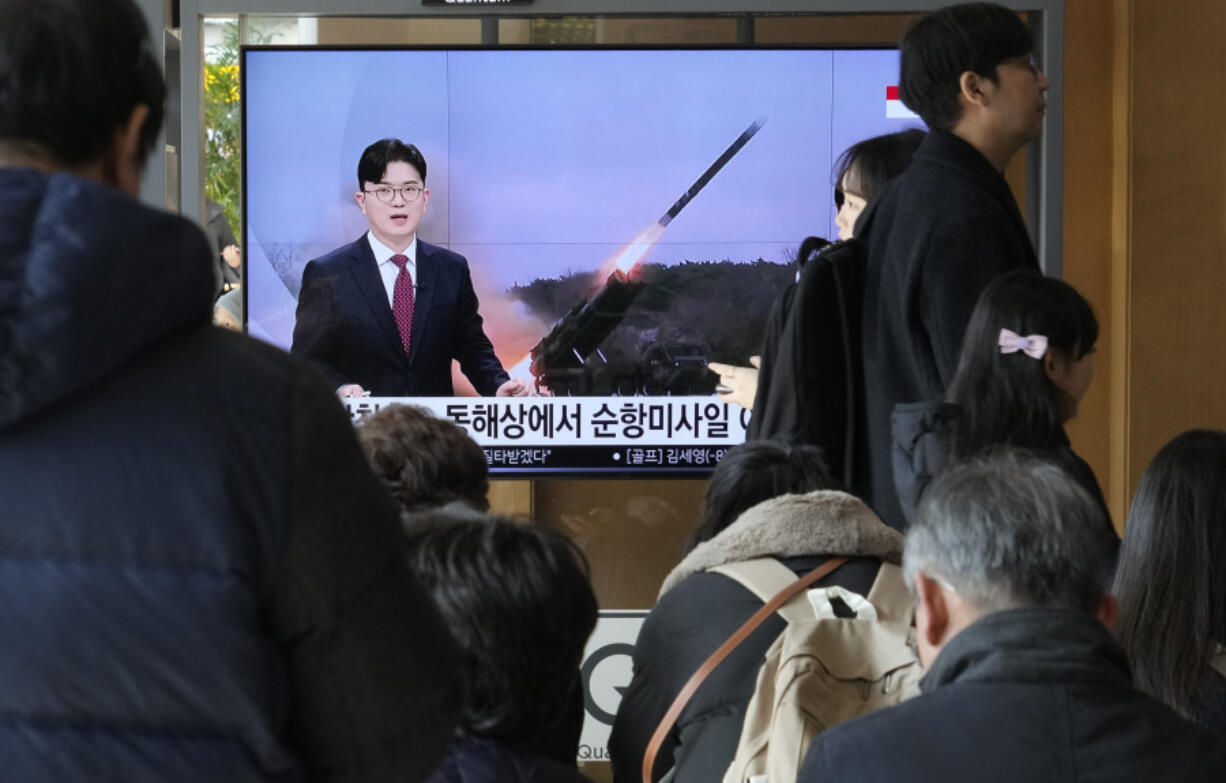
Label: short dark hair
xmin=906 ymin=448 xmax=1109 ymax=613
xmin=0 ymin=0 xmax=165 ymax=166
xmin=945 ymin=270 xmax=1098 ymax=458
xmin=833 ymin=128 xmax=925 ymax=205
xmin=686 ymin=441 xmax=835 ymax=552
xmin=899 ymin=2 xmax=1033 ymax=130
xmin=1114 ymin=430 xmax=1226 ymax=722
xmin=402 ymin=511 xmax=598 ymax=740
xmin=356 ymin=404 xmax=489 ymax=514
xmin=357 ymin=138 xmax=428 ymax=188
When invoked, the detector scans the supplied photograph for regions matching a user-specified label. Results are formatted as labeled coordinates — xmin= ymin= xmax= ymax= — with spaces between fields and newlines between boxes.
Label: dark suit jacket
xmin=290 ymin=235 xmax=509 ymax=396
xmin=858 ymin=130 xmax=1040 ymax=529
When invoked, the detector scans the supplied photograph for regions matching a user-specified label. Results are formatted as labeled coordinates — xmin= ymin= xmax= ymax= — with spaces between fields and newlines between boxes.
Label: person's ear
xmin=106 ymin=104 xmax=150 ymax=196
xmin=958 ymin=70 xmax=990 ymax=109
xmin=1096 ymin=593 xmax=1119 ymax=633
xmin=914 ymin=571 xmax=950 ymax=650
xmin=1044 ymin=348 xmax=1065 ymax=383
xmin=354 ymin=191 xmax=367 ymax=213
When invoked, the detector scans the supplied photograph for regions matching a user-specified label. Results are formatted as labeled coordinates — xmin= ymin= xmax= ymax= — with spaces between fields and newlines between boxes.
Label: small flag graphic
xmin=886 ymin=86 xmax=920 ymax=119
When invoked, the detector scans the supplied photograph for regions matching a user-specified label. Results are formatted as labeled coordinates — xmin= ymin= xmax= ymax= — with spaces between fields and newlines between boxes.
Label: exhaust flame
xmin=593 ymin=221 xmax=665 ymax=287
xmin=499 ymin=222 xmax=663 ymax=392
xmin=504 ymin=119 xmax=764 ymax=392
xmin=505 ymin=353 xmax=536 ymax=387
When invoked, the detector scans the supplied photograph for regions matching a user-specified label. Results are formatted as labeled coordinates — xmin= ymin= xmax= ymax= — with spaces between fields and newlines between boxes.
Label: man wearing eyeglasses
xmin=857 ymin=3 xmax=1046 ymax=530
xmin=292 ymin=137 xmax=527 ymax=398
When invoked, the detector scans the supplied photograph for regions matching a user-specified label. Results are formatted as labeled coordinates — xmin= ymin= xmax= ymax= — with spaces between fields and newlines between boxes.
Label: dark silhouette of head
xmin=357 ymin=404 xmax=489 ymax=514
xmin=402 ymin=510 xmax=598 ymax=741
xmin=946 ymin=270 xmax=1098 ymax=457
xmin=833 ymin=128 xmax=926 ymax=203
xmin=0 ymin=0 xmax=164 ymax=170
xmin=687 ymin=440 xmax=835 ymax=552
xmin=898 ymin=2 xmax=1033 ymax=130
xmin=1113 ymin=429 xmax=1226 ymax=722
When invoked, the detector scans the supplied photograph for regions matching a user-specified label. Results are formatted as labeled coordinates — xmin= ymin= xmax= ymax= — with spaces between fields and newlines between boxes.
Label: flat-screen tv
xmin=241 ymin=45 xmax=921 ymax=477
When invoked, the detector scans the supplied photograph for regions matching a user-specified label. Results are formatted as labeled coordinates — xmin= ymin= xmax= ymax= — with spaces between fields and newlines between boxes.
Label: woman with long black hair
xmin=1112 ymin=430 xmax=1226 ymax=733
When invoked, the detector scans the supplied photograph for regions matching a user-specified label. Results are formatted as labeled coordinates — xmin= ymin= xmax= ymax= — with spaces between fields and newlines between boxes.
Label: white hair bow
xmin=998 ymin=328 xmax=1048 ymax=359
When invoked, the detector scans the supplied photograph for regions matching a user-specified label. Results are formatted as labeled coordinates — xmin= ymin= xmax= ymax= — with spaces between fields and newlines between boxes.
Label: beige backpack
xmin=642 ymin=557 xmax=920 ymax=783
xmin=708 ymin=558 xmax=921 ymax=783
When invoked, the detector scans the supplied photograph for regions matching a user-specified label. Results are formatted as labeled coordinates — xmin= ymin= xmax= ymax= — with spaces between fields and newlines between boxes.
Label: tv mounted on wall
xmin=241 ymin=45 xmax=922 ymax=477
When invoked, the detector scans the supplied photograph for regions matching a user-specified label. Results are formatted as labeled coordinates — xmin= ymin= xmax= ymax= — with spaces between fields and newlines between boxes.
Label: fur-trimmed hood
xmin=660 ymin=490 xmax=903 ymax=596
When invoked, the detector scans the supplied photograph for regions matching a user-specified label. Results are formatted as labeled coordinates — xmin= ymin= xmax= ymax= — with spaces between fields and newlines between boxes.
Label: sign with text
xmin=343 ymin=396 xmax=748 ymax=475
xmin=578 ymin=611 xmax=648 ymax=763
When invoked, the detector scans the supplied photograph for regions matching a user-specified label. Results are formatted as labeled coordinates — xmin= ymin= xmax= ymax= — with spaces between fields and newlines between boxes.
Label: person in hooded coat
xmin=0 ymin=1 xmax=457 ymax=780
xmin=608 ymin=441 xmax=906 ymax=783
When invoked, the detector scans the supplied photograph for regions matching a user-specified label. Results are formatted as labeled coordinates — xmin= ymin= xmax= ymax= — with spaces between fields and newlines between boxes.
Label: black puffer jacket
xmin=0 ymin=169 xmax=457 ymax=782
xmin=801 ymin=609 xmax=1226 ymax=782
xmin=608 ymin=491 xmax=905 ymax=783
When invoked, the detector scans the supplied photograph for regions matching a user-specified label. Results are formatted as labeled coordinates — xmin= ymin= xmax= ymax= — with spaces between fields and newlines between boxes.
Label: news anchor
xmin=291 ymin=138 xmax=528 ymax=398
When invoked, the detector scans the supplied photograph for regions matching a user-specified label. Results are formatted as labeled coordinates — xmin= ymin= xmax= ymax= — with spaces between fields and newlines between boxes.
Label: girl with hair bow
xmin=891 ymin=270 xmax=1118 ymax=570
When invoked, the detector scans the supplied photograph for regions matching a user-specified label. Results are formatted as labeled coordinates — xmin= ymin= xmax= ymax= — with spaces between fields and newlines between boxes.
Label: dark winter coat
xmin=890 ymin=401 xmax=1119 ymax=575
xmin=0 ymin=168 xmax=457 ymax=782
xmin=608 ymin=491 xmax=905 ymax=783
xmin=748 ymin=238 xmax=869 ymax=493
xmin=424 ymin=736 xmax=592 ymax=783
xmin=858 ymin=129 xmax=1041 ymax=530
xmin=1203 ymin=654 xmax=1226 ymax=733
xmin=799 ymin=608 xmax=1226 ymax=782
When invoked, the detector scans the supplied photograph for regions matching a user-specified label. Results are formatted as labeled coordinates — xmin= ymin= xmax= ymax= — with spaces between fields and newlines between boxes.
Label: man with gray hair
xmin=797 ymin=450 xmax=1226 ymax=782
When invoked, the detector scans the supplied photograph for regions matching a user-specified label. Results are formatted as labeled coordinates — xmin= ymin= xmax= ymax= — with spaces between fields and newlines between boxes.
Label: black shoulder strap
xmin=829 ymin=247 xmax=859 ymax=490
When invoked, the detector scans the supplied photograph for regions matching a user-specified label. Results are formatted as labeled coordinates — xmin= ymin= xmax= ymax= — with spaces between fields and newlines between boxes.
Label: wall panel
xmin=1118 ymin=0 xmax=1226 ymax=508
xmin=1062 ymin=0 xmax=1117 ymax=525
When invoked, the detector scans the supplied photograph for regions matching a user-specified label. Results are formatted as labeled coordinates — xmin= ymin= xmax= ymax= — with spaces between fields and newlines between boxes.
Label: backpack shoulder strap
xmin=641 ymin=556 xmax=849 ymax=783
xmin=864 ymin=562 xmax=915 ymax=625
xmin=1209 ymin=644 xmax=1226 ymax=678
xmin=827 ymin=244 xmax=860 ymax=490
xmin=709 ymin=558 xmax=814 ymax=625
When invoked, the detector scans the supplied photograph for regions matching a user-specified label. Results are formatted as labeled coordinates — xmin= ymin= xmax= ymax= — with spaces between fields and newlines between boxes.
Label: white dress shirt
xmin=366 ymin=231 xmax=418 ymax=310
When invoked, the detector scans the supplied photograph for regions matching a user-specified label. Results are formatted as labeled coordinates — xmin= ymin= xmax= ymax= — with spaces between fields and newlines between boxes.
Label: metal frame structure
xmin=164 ymin=0 xmax=1065 ymax=275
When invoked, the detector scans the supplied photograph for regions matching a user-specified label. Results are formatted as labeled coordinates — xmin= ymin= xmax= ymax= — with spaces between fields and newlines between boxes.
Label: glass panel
xmin=502 ymin=15 xmax=737 ymax=45
xmin=533 ymin=479 xmax=707 ymax=610
xmin=310 ymin=16 xmax=483 ymax=45
xmin=244 ymin=16 xmax=305 ymax=45
xmin=202 ymin=17 xmax=242 ymax=299
xmin=754 ymin=13 xmax=918 ymax=44
xmin=595 ymin=16 xmax=737 ymax=45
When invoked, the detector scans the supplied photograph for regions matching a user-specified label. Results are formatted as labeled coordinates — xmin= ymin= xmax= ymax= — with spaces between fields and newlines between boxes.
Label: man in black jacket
xmin=798 ymin=451 xmax=1226 ymax=783
xmin=0 ymin=1 xmax=457 ymax=780
xmin=859 ymin=3 xmax=1046 ymax=529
